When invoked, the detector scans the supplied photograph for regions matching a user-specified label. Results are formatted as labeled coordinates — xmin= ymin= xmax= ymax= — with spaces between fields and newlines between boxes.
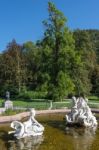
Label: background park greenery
xmin=0 ymin=2 xmax=99 ymax=102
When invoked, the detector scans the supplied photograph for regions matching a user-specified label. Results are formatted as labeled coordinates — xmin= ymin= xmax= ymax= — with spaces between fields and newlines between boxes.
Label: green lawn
xmin=0 ymin=98 xmax=71 ymax=109
xmin=0 ymin=97 xmax=99 ymax=110
xmin=13 ymin=100 xmax=49 ymax=110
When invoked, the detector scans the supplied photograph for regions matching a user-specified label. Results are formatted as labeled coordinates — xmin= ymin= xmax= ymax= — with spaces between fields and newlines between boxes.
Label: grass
xmin=0 ymin=97 xmax=99 ymax=110
xmin=52 ymin=101 xmax=71 ymax=109
xmin=2 ymin=109 xmax=25 ymax=116
xmin=0 ymin=98 xmax=71 ymax=110
xmin=88 ymin=95 xmax=99 ymax=101
xmin=88 ymin=103 xmax=99 ymax=108
xmin=13 ymin=100 xmax=49 ymax=110
xmin=0 ymin=96 xmax=99 ymax=116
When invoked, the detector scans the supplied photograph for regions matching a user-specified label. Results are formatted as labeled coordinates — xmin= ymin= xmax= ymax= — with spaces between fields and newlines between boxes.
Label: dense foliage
xmin=0 ymin=2 xmax=99 ymax=100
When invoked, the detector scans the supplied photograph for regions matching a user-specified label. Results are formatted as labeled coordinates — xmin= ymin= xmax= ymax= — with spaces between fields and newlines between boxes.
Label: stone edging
xmin=0 ymin=108 xmax=99 ymax=123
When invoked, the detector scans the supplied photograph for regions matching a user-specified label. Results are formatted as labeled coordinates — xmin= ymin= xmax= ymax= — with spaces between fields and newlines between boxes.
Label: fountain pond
xmin=0 ymin=113 xmax=99 ymax=150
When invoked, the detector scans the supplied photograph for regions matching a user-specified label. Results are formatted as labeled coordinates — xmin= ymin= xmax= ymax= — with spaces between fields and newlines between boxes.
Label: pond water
xmin=0 ymin=113 xmax=99 ymax=150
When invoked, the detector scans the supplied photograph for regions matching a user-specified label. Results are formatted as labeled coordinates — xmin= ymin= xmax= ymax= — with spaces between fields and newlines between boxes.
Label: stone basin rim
xmin=0 ymin=108 xmax=99 ymax=123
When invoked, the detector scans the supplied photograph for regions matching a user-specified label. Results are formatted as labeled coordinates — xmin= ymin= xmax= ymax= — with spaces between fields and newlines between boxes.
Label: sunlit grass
xmin=0 ymin=97 xmax=99 ymax=110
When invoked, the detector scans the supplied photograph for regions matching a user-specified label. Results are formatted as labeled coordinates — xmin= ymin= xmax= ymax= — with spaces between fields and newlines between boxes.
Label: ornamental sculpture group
xmin=66 ymin=96 xmax=97 ymax=128
xmin=9 ymin=96 xmax=97 ymax=139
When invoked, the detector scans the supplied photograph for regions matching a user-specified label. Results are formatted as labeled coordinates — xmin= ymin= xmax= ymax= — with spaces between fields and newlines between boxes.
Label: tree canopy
xmin=0 ymin=2 xmax=99 ymax=100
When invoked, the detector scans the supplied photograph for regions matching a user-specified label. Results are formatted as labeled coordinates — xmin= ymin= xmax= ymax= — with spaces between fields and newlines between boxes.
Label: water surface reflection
xmin=8 ymin=135 xmax=44 ymax=150
xmin=65 ymin=127 xmax=97 ymax=150
xmin=0 ymin=114 xmax=98 ymax=150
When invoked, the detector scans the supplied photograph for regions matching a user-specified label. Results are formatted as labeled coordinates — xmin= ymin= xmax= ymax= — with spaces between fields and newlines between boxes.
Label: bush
xmin=16 ymin=91 xmax=47 ymax=101
xmin=0 ymin=85 xmax=19 ymax=98
xmin=2 ymin=109 xmax=24 ymax=116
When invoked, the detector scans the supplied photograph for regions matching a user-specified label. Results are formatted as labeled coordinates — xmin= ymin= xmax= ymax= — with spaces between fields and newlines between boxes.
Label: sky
xmin=0 ymin=0 xmax=99 ymax=51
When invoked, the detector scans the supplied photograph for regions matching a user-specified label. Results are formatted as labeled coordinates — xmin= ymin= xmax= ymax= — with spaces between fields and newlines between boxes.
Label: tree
xmin=40 ymin=2 xmax=80 ymax=101
xmin=73 ymin=29 xmax=96 ymax=69
xmin=85 ymin=29 xmax=99 ymax=63
xmin=0 ymin=39 xmax=26 ymax=95
xmin=23 ymin=41 xmax=42 ymax=90
xmin=90 ymin=65 xmax=99 ymax=96
xmin=73 ymin=29 xmax=97 ymax=95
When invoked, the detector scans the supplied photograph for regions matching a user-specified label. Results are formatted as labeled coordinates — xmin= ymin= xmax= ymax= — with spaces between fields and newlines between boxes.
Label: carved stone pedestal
xmin=4 ymin=100 xmax=13 ymax=109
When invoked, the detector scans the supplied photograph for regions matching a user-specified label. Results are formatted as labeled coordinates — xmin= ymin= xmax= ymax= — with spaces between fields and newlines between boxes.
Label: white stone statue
xmin=8 ymin=109 xmax=44 ymax=139
xmin=66 ymin=96 xmax=98 ymax=128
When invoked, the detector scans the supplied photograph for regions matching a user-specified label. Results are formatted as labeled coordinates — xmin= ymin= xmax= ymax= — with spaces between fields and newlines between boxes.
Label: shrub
xmin=16 ymin=91 xmax=47 ymax=101
xmin=2 ymin=109 xmax=24 ymax=116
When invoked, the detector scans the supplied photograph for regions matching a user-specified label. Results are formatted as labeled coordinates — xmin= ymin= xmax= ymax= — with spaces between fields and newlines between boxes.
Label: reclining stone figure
xmin=8 ymin=109 xmax=44 ymax=139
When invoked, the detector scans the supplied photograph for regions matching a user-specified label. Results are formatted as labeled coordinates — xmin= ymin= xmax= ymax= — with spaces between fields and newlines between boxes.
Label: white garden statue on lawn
xmin=8 ymin=109 xmax=44 ymax=139
xmin=66 ymin=96 xmax=98 ymax=128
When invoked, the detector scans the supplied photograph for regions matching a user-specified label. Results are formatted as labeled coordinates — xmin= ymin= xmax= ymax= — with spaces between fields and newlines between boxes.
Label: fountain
xmin=0 ymin=113 xmax=99 ymax=150
xmin=8 ymin=109 xmax=44 ymax=139
xmin=65 ymin=96 xmax=98 ymax=128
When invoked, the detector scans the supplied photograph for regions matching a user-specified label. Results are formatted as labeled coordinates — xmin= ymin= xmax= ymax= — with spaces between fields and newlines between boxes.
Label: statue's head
xmin=30 ymin=108 xmax=36 ymax=117
xmin=72 ymin=96 xmax=76 ymax=100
